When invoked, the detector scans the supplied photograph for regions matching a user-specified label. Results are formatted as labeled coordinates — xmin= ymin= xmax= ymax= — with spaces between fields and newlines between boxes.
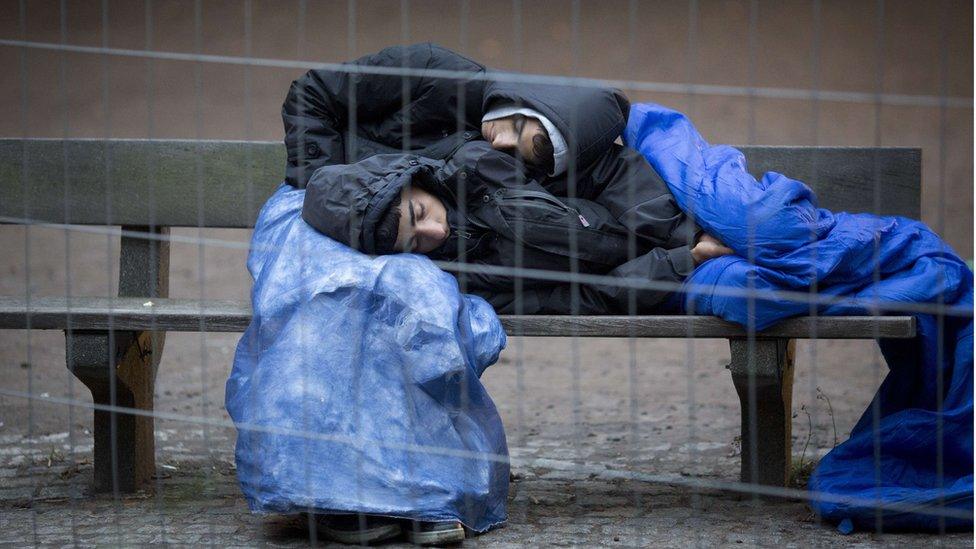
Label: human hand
xmin=691 ymin=233 xmax=734 ymax=266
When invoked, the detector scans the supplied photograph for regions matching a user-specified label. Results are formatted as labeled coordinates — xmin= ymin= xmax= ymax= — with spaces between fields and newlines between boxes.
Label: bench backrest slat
xmin=0 ymin=139 xmax=920 ymax=227
xmin=743 ymin=146 xmax=920 ymax=219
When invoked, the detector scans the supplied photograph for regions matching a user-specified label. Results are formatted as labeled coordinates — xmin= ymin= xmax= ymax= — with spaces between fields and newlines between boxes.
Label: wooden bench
xmin=0 ymin=139 xmax=920 ymax=493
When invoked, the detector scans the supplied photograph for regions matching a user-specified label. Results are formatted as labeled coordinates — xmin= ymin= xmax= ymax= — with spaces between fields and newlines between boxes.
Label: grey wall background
xmin=0 ymin=0 xmax=972 ymax=256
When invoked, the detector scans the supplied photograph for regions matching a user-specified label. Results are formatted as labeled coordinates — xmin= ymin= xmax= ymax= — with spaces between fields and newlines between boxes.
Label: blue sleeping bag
xmin=225 ymin=184 xmax=509 ymax=531
xmin=625 ymin=103 xmax=973 ymax=531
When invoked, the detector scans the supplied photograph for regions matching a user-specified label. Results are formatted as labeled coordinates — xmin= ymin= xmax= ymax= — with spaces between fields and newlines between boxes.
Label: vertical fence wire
xmin=56 ymin=1 xmax=73 ymax=545
xmin=747 ymin=0 xmax=758 ymax=147
xmin=567 ymin=0 xmax=585 ymax=523
xmin=740 ymin=0 xmax=759 ymax=525
xmin=345 ymin=0 xmax=373 ymax=540
xmin=299 ymin=1 xmax=315 ymax=539
xmin=455 ymin=0 xmax=470 ymax=299
xmin=16 ymin=0 xmax=38 ymax=544
xmin=624 ymin=0 xmax=643 ymax=536
xmin=397 ymin=0 xmax=423 ymax=527
xmin=295 ymin=2 xmax=315 ymax=541
xmin=144 ymin=0 xmax=169 ymax=541
xmin=244 ymin=0 xmax=254 ymax=220
xmin=457 ymin=0 xmax=477 ymax=525
xmin=934 ymin=0 xmax=951 ymax=535
xmin=99 ymin=2 xmax=125 ymax=537
xmin=681 ymin=1 xmax=703 ymax=538
xmin=510 ymin=0 xmax=526 ymax=451
xmin=509 ymin=0 xmax=530 ymax=529
xmin=747 ymin=5 xmax=762 ymax=545
xmin=870 ymin=0 xmax=886 ymax=533
xmin=804 ymin=0 xmax=823 ymax=513
xmin=191 ymin=0 xmax=217 ymax=542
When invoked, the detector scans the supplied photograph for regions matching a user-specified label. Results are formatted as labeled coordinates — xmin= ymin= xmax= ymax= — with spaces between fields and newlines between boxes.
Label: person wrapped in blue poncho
xmin=625 ymin=102 xmax=973 ymax=532
xmin=225 ymin=184 xmax=510 ymax=536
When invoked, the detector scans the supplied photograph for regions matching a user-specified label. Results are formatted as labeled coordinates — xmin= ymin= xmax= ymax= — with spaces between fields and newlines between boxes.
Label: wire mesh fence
xmin=0 ymin=0 xmax=972 ymax=546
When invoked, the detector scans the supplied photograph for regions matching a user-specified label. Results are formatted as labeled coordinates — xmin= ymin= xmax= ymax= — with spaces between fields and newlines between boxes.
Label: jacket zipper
xmin=499 ymin=190 xmax=590 ymax=227
xmin=441 ymin=228 xmax=488 ymax=262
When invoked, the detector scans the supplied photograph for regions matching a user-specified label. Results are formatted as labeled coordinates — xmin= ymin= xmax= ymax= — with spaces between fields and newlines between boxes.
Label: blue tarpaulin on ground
xmin=625 ymin=103 xmax=973 ymax=531
xmin=225 ymin=184 xmax=509 ymax=532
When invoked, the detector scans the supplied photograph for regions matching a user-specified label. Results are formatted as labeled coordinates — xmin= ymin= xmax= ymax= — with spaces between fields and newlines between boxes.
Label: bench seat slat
xmin=0 ymin=296 xmax=916 ymax=339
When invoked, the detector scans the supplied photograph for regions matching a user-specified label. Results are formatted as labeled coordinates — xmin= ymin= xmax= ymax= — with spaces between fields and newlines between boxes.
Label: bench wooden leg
xmin=66 ymin=329 xmax=164 ymax=492
xmin=727 ymin=338 xmax=795 ymax=487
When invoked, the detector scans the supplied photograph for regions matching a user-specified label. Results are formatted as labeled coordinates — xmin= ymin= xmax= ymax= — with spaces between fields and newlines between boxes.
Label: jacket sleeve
xmin=584 ymin=144 xmax=699 ymax=249
xmin=282 ymin=43 xmax=437 ymax=188
xmin=468 ymin=241 xmax=695 ymax=315
xmin=481 ymin=244 xmax=695 ymax=315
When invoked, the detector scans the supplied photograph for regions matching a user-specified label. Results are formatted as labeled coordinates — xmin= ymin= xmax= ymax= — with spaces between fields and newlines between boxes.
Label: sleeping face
xmin=481 ymin=114 xmax=552 ymax=172
xmin=394 ymin=185 xmax=450 ymax=254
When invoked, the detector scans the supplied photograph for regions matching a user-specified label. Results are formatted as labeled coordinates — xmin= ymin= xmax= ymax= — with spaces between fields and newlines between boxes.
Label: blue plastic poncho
xmin=625 ymin=103 xmax=973 ymax=531
xmin=225 ymin=184 xmax=509 ymax=531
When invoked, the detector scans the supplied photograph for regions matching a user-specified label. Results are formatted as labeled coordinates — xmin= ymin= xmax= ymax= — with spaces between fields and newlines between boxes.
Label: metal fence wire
xmin=0 ymin=0 xmax=972 ymax=546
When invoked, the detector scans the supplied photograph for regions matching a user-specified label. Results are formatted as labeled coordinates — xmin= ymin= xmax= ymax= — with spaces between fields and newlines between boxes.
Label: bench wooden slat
xmin=0 ymin=296 xmax=916 ymax=339
xmin=0 ymin=140 xmax=920 ymax=227
xmin=500 ymin=314 xmax=916 ymax=339
xmin=742 ymin=146 xmax=920 ymax=219
xmin=0 ymin=139 xmax=282 ymax=228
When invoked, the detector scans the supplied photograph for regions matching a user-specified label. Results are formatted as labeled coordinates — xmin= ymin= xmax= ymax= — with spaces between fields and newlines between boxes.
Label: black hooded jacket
xmin=283 ymin=43 xmax=487 ymax=184
xmin=291 ymin=43 xmax=699 ymax=314
xmin=303 ymin=141 xmax=697 ymax=315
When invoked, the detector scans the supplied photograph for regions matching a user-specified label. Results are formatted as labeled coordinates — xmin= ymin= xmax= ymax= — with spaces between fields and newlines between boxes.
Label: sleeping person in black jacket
xmin=287 ymin=43 xmax=733 ymax=315
xmin=302 ymin=139 xmax=733 ymax=315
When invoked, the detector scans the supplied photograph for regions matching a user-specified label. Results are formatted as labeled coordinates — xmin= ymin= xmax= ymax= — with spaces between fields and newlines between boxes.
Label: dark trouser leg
xmin=727 ymin=338 xmax=795 ymax=487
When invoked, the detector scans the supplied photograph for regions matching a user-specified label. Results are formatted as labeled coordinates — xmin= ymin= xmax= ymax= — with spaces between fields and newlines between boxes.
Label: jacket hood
xmin=483 ymin=75 xmax=630 ymax=174
xmin=301 ymin=154 xmax=448 ymax=253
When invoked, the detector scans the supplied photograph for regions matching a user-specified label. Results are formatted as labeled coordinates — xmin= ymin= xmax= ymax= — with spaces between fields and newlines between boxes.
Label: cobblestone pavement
xmin=0 ymin=423 xmax=970 ymax=547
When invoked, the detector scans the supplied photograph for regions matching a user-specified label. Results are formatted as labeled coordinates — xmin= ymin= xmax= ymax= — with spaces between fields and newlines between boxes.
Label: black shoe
xmin=316 ymin=514 xmax=402 ymax=545
xmin=403 ymin=521 xmax=465 ymax=546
